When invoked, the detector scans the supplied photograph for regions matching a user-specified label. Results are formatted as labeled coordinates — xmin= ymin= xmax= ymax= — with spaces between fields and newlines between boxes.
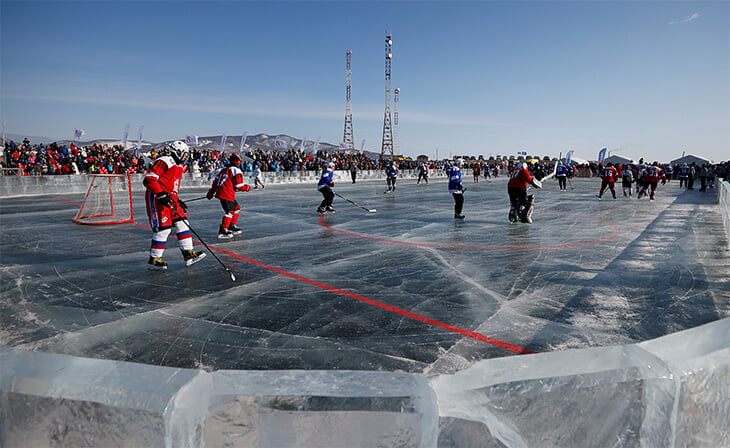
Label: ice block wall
xmin=2 ymin=318 xmax=728 ymax=447
xmin=719 ymin=179 xmax=730 ymax=247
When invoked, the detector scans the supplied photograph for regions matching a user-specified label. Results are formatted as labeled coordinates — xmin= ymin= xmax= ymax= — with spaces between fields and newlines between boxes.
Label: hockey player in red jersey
xmin=207 ymin=153 xmax=252 ymax=238
xmin=638 ymin=161 xmax=666 ymax=200
xmin=507 ymin=162 xmax=542 ymax=223
xmin=143 ymin=141 xmax=206 ymax=270
xmin=597 ymin=162 xmax=618 ymax=200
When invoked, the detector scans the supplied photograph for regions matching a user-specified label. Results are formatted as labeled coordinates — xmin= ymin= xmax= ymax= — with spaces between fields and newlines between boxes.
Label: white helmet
xmin=328 ymin=161 xmax=336 ymax=168
xmin=168 ymin=140 xmax=189 ymax=164
xmin=455 ymin=158 xmax=464 ymax=166
xmin=516 ymin=161 xmax=525 ymax=169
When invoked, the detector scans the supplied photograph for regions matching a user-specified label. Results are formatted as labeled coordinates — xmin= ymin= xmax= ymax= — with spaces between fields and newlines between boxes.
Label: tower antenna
xmin=343 ymin=50 xmax=355 ymax=151
xmin=380 ymin=32 xmax=394 ymax=162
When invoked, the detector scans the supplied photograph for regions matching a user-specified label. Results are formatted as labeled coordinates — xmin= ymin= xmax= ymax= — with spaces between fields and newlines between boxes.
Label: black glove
xmin=156 ymin=192 xmax=174 ymax=208
xmin=178 ymin=199 xmax=187 ymax=211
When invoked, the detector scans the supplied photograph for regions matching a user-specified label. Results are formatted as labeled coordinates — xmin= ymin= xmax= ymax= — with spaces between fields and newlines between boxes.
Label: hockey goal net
xmin=73 ymin=174 xmax=134 ymax=225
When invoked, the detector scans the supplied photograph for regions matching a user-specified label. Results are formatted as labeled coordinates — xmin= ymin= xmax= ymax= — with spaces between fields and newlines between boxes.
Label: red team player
xmin=144 ymin=141 xmax=206 ymax=270
xmin=597 ymin=162 xmax=619 ymax=200
xmin=207 ymin=154 xmax=252 ymax=238
xmin=507 ymin=162 xmax=542 ymax=223
xmin=638 ymin=161 xmax=666 ymax=200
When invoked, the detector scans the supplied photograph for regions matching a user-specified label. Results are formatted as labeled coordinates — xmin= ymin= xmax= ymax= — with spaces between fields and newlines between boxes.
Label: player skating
xmin=317 ymin=161 xmax=336 ymax=214
xmin=384 ymin=161 xmax=398 ymax=193
xmin=638 ymin=162 xmax=666 ymax=200
xmin=416 ymin=162 xmax=429 ymax=184
xmin=507 ymin=162 xmax=542 ymax=223
xmin=252 ymin=163 xmax=265 ymax=189
xmin=472 ymin=162 xmax=481 ymax=183
xmin=555 ymin=162 xmax=569 ymax=190
xmin=621 ymin=164 xmax=634 ymax=198
xmin=207 ymin=154 xmax=252 ymax=239
xmin=449 ymin=159 xmax=466 ymax=219
xmin=143 ymin=140 xmax=206 ymax=270
xmin=597 ymin=162 xmax=618 ymax=200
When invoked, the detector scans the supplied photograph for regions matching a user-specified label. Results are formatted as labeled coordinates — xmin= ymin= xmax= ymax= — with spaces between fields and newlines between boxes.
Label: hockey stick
xmin=334 ymin=192 xmax=376 ymax=213
xmin=182 ymin=196 xmax=208 ymax=203
xmin=170 ymin=204 xmax=237 ymax=282
xmin=541 ymin=161 xmax=559 ymax=181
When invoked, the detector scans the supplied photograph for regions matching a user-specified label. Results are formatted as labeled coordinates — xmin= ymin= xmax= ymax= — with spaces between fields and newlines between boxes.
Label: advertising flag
xmin=136 ymin=125 xmax=144 ymax=157
xmin=566 ymin=150 xmax=574 ymax=165
xmin=299 ymin=136 xmax=307 ymax=152
xmin=313 ymin=136 xmax=320 ymax=153
xmin=74 ymin=128 xmax=85 ymax=140
xmin=339 ymin=142 xmax=346 ymax=150
xmin=122 ymin=124 xmax=129 ymax=150
xmin=219 ymin=133 xmax=227 ymax=153
xmin=274 ymin=139 xmax=287 ymax=150
xmin=598 ymin=148 xmax=607 ymax=163
xmin=239 ymin=132 xmax=247 ymax=152
xmin=185 ymin=135 xmax=199 ymax=146
xmin=360 ymin=139 xmax=366 ymax=152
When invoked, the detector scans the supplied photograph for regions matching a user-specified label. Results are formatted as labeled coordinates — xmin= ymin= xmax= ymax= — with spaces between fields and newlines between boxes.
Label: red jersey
xmin=143 ymin=156 xmax=185 ymax=195
xmin=601 ymin=166 xmax=618 ymax=182
xmin=644 ymin=166 xmax=665 ymax=183
xmin=212 ymin=165 xmax=246 ymax=201
xmin=507 ymin=167 xmax=534 ymax=191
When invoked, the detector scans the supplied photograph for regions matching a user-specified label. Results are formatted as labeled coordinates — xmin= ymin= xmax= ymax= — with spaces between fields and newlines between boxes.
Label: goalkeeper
xmin=143 ymin=140 xmax=206 ymax=270
xmin=207 ymin=153 xmax=251 ymax=239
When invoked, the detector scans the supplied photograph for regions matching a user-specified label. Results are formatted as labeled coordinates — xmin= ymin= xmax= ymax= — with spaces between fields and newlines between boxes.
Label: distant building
xmin=670 ymin=154 xmax=713 ymax=166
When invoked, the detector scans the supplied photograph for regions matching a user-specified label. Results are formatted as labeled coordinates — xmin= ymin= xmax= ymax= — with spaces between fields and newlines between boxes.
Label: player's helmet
xmin=168 ymin=140 xmax=189 ymax=164
xmin=607 ymin=162 xmax=613 ymax=167
xmin=455 ymin=158 xmax=464 ymax=166
xmin=328 ymin=161 xmax=335 ymax=168
xmin=516 ymin=162 xmax=524 ymax=169
xmin=229 ymin=154 xmax=241 ymax=165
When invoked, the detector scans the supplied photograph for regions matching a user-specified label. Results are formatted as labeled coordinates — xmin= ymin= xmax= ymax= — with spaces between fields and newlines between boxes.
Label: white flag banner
xmin=598 ymin=148 xmax=607 ymax=163
xmin=220 ymin=133 xmax=227 ymax=152
xmin=274 ymin=139 xmax=287 ymax=150
xmin=313 ymin=136 xmax=320 ymax=153
xmin=566 ymin=150 xmax=574 ymax=165
xmin=185 ymin=135 xmax=199 ymax=146
xmin=122 ymin=124 xmax=129 ymax=150
xmin=239 ymin=132 xmax=247 ymax=152
xmin=299 ymin=136 xmax=307 ymax=152
xmin=360 ymin=139 xmax=366 ymax=152
xmin=74 ymin=128 xmax=85 ymax=140
xmin=136 ymin=125 xmax=144 ymax=156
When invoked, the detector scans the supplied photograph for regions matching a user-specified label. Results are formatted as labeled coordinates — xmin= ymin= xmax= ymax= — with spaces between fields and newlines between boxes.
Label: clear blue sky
xmin=2 ymin=1 xmax=728 ymax=162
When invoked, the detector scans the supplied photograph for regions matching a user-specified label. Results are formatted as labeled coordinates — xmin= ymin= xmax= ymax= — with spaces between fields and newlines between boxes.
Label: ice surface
xmin=1 ymin=177 xmax=729 ymax=446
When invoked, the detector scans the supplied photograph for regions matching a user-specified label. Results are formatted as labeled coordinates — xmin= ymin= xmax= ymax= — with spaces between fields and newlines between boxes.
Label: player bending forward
xmin=317 ymin=161 xmax=336 ymax=214
xmin=207 ymin=154 xmax=252 ymax=239
xmin=638 ymin=162 xmax=666 ymax=200
xmin=507 ymin=162 xmax=542 ymax=223
xmin=144 ymin=141 xmax=206 ymax=270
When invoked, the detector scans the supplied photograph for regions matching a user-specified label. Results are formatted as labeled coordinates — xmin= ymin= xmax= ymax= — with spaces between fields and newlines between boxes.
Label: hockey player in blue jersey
xmin=385 ymin=161 xmax=398 ymax=193
xmin=317 ymin=161 xmax=336 ymax=214
xmin=555 ymin=163 xmax=569 ymax=190
xmin=417 ymin=162 xmax=429 ymax=184
xmin=449 ymin=159 xmax=466 ymax=219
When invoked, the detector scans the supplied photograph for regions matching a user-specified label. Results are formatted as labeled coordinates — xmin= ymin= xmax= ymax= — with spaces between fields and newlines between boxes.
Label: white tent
xmin=604 ymin=154 xmax=633 ymax=165
xmin=565 ymin=155 xmax=589 ymax=165
xmin=670 ymin=154 xmax=713 ymax=166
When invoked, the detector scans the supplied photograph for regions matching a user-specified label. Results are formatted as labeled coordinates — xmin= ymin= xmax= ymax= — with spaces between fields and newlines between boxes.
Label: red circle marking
xmin=319 ymin=210 xmax=620 ymax=250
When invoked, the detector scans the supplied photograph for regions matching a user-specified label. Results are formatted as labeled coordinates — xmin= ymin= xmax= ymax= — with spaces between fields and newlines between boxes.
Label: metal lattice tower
xmin=380 ymin=32 xmax=393 ymax=162
xmin=393 ymin=87 xmax=400 ymax=156
xmin=343 ymin=50 xmax=355 ymax=151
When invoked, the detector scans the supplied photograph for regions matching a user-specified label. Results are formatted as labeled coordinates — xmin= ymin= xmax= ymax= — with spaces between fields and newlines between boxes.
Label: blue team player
xmin=417 ymin=162 xmax=429 ymax=184
xmin=449 ymin=159 xmax=466 ymax=219
xmin=317 ymin=161 xmax=336 ymax=214
xmin=556 ymin=163 xmax=569 ymax=190
xmin=385 ymin=161 xmax=398 ymax=193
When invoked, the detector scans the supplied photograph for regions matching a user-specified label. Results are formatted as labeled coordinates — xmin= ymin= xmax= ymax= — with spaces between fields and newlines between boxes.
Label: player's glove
xmin=178 ymin=199 xmax=187 ymax=211
xmin=206 ymin=188 xmax=215 ymax=200
xmin=156 ymin=192 xmax=174 ymax=208
xmin=241 ymin=184 xmax=251 ymax=192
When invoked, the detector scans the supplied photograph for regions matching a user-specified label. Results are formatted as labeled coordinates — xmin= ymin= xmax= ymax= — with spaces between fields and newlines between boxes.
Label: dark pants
xmin=452 ymin=192 xmax=464 ymax=214
xmin=557 ymin=176 xmax=566 ymax=190
xmin=318 ymin=186 xmax=334 ymax=209
xmin=508 ymin=187 xmax=527 ymax=207
xmin=350 ymin=171 xmax=357 ymax=183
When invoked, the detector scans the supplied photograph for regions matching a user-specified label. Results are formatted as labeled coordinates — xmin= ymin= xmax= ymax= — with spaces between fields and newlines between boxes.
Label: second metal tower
xmin=343 ymin=50 xmax=355 ymax=151
xmin=380 ymin=32 xmax=393 ymax=162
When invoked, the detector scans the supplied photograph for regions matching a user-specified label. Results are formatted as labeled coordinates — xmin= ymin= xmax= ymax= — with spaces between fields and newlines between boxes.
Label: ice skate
xmin=218 ymin=225 xmax=234 ymax=239
xmin=325 ymin=205 xmax=336 ymax=213
xmin=228 ymin=224 xmax=242 ymax=235
xmin=317 ymin=207 xmax=327 ymax=215
xmin=148 ymin=256 xmax=168 ymax=271
xmin=454 ymin=213 xmax=465 ymax=220
xmin=181 ymin=249 xmax=206 ymax=266
xmin=508 ymin=205 xmax=518 ymax=223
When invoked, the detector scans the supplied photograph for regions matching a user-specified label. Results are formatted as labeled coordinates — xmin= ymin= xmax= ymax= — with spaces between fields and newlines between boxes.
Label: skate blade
xmin=147 ymin=265 xmax=167 ymax=271
xmin=186 ymin=253 xmax=207 ymax=267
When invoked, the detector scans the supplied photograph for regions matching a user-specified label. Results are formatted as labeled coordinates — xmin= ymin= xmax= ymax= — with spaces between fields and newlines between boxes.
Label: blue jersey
xmin=386 ymin=165 xmax=398 ymax=178
xmin=448 ymin=167 xmax=463 ymax=193
xmin=678 ymin=166 xmax=689 ymax=177
xmin=556 ymin=165 xmax=569 ymax=177
xmin=418 ymin=164 xmax=428 ymax=174
xmin=318 ymin=168 xmax=334 ymax=190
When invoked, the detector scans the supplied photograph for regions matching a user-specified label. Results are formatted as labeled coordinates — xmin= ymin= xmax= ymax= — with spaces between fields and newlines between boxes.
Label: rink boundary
xmin=719 ymin=180 xmax=730 ymax=247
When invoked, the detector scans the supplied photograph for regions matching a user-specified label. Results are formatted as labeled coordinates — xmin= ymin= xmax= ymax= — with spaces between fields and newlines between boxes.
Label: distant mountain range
xmin=4 ymin=132 xmax=384 ymax=160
